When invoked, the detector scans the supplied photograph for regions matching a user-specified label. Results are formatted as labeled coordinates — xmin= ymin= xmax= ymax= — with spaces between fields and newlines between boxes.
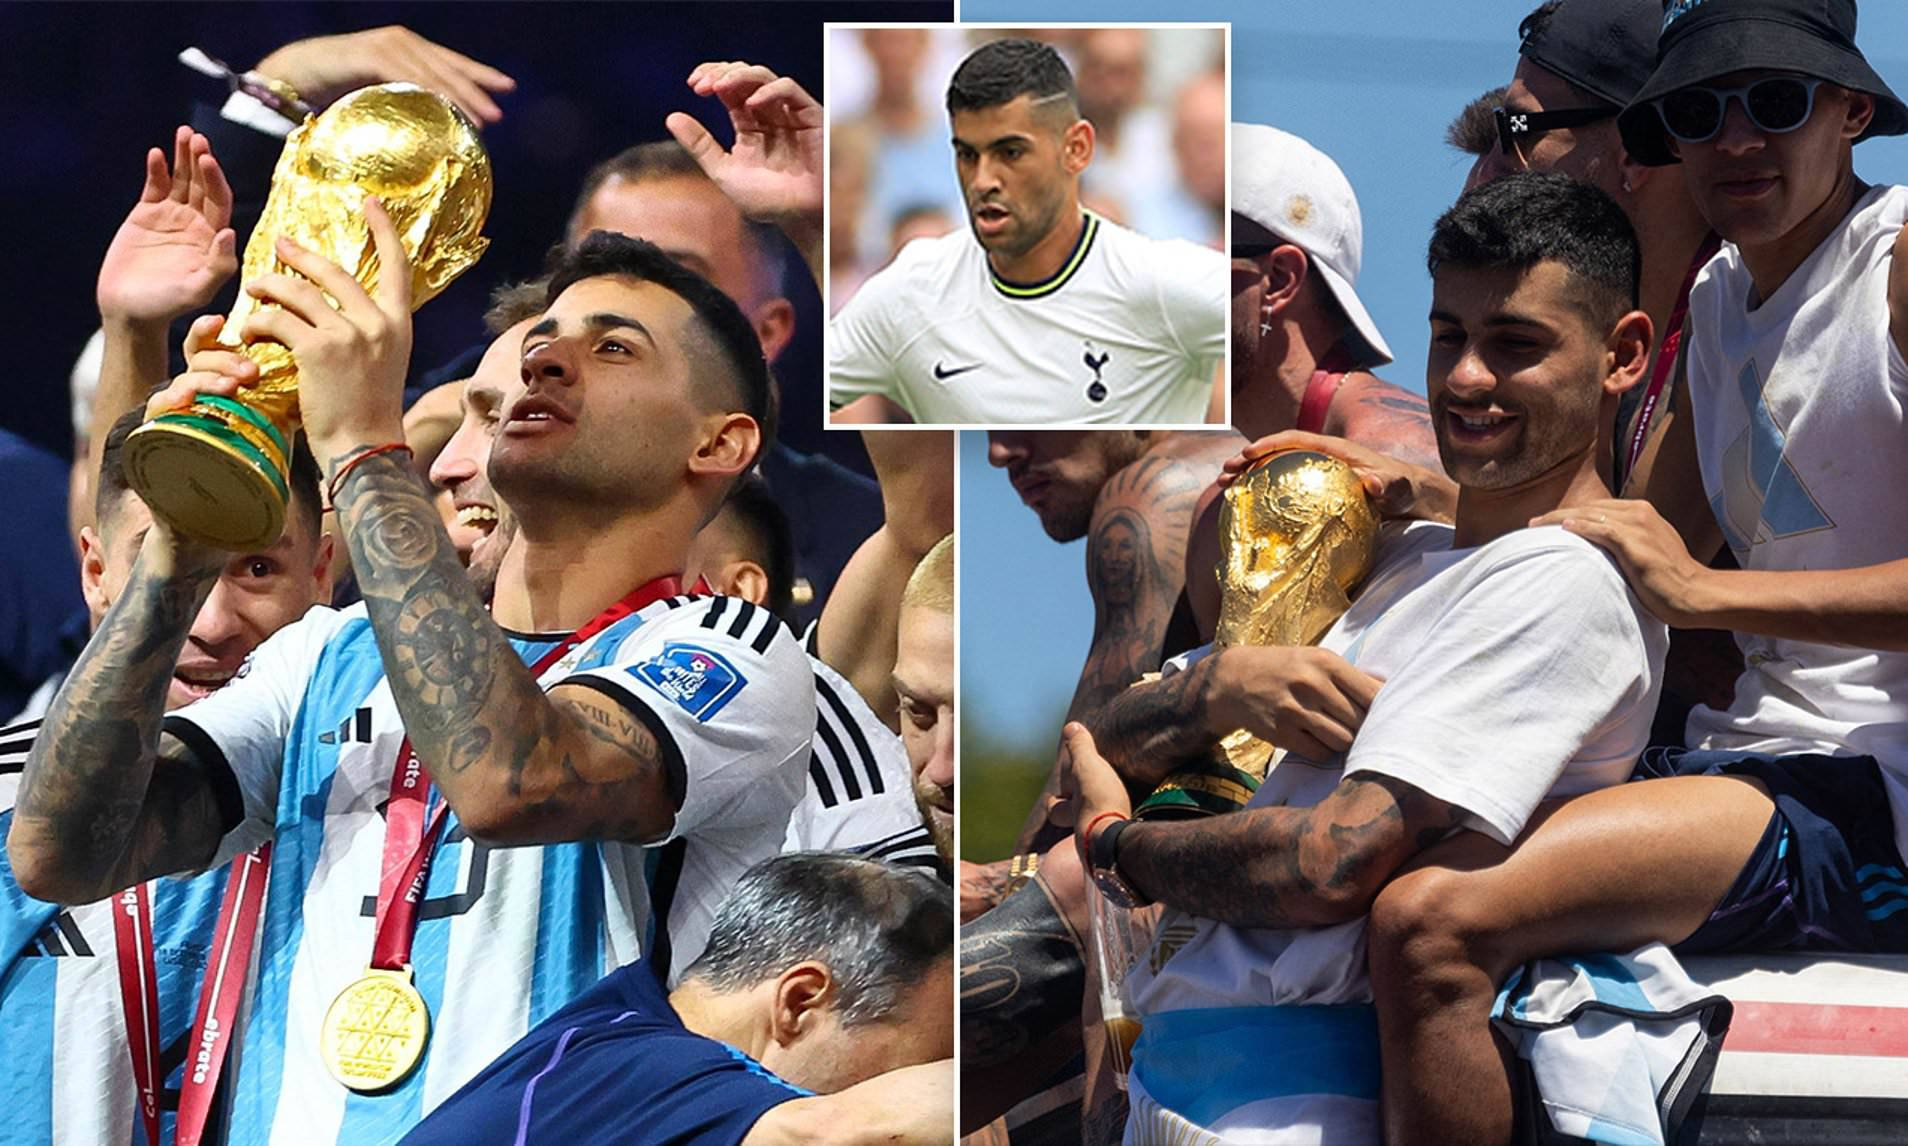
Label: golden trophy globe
xmin=125 ymin=83 xmax=492 ymax=550
xmin=1136 ymin=450 xmax=1379 ymax=819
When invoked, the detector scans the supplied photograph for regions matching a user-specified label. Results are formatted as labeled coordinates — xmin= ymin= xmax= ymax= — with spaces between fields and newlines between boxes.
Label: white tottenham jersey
xmin=829 ymin=212 xmax=1226 ymax=425
xmin=165 ymin=593 xmax=812 ymax=1146
xmin=783 ymin=654 xmax=940 ymax=873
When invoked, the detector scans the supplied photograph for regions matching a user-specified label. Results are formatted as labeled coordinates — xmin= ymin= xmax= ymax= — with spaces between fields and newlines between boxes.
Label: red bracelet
xmin=1082 ymin=810 xmax=1129 ymax=850
xmin=326 ymin=443 xmax=412 ymax=507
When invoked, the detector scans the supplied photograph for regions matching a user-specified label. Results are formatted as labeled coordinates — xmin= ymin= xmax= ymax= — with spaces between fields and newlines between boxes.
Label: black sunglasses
xmin=1654 ymin=76 xmax=1825 ymax=143
xmin=1492 ymin=104 xmax=1616 ymax=157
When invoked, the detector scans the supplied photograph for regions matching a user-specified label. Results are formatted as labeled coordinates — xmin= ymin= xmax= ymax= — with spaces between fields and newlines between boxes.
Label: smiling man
xmin=1056 ymin=173 xmax=1668 ymax=1143
xmin=829 ymin=36 xmax=1226 ymax=426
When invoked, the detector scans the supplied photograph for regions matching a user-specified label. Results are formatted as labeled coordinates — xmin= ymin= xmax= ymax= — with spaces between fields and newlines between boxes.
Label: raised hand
xmin=253 ymin=25 xmax=515 ymax=125
xmin=96 ymin=126 xmax=238 ymax=324
xmin=237 ymin=197 xmax=414 ymax=467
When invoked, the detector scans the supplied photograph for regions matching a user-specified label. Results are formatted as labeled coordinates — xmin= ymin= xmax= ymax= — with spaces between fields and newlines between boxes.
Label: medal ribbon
xmin=1624 ymin=232 xmax=1723 ymax=482
xmin=110 ymin=885 xmax=163 ymax=1146
xmin=367 ymin=574 xmax=692 ymax=974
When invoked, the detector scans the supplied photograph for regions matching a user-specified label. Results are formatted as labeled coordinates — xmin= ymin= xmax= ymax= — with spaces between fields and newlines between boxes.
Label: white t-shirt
xmin=1125 ymin=522 xmax=1666 ymax=1139
xmin=168 ymin=593 xmax=813 ymax=1146
xmin=829 ymin=212 xmax=1225 ymax=425
xmin=1681 ymin=184 xmax=1908 ymax=855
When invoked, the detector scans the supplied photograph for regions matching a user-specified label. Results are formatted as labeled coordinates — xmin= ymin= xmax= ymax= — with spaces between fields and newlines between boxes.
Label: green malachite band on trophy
xmin=1135 ymin=765 xmax=1263 ymax=819
xmin=196 ymin=394 xmax=293 ymax=466
xmin=148 ymin=412 xmax=291 ymax=503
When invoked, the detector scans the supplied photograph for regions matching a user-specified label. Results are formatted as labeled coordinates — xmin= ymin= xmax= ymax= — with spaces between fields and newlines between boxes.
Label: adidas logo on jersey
xmin=319 ymin=708 xmax=376 ymax=745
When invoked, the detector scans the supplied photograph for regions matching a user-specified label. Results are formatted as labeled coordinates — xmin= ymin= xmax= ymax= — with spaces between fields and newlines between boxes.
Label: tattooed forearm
xmin=1118 ymin=775 xmax=1460 ymax=928
xmin=11 ymin=543 xmax=224 ymax=900
xmin=331 ymin=452 xmax=670 ymax=845
xmin=1086 ymin=656 xmax=1220 ymax=787
xmin=960 ymin=880 xmax=1086 ymax=1069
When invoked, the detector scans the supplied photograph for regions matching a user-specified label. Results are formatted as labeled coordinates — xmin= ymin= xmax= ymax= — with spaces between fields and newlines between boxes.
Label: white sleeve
xmin=165 ymin=604 xmax=351 ymax=866
xmin=1153 ymin=240 xmax=1227 ymax=371
xmin=556 ymin=597 xmax=814 ymax=842
xmin=828 ymin=259 xmax=908 ymax=412
xmin=1341 ymin=541 xmax=1660 ymax=845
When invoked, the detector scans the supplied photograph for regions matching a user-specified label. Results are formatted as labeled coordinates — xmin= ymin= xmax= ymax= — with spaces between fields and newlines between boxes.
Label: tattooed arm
xmin=1060 ymin=723 xmax=1461 ymax=929
xmin=9 ymin=532 xmax=233 ymax=902
xmin=1327 ymin=374 xmax=1443 ymax=472
xmin=1011 ymin=436 xmax=1237 ymax=851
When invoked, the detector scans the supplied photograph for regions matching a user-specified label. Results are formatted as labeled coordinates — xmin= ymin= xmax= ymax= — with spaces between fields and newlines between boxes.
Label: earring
xmin=1620 ymin=175 xmax=1634 ymax=193
xmin=1260 ymin=321 xmax=1274 ymax=337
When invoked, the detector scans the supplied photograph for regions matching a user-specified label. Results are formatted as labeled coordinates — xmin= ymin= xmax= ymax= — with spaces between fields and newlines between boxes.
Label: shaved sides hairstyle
xmin=714 ymin=474 xmax=797 ymax=620
xmin=683 ymin=853 xmax=953 ymax=1026
xmin=544 ymin=231 xmax=778 ymax=465
xmin=947 ymin=38 xmax=1080 ymax=124
xmin=96 ymin=406 xmax=322 ymax=542
xmin=902 ymin=533 xmax=953 ymax=614
xmin=1428 ymin=171 xmax=1639 ymax=330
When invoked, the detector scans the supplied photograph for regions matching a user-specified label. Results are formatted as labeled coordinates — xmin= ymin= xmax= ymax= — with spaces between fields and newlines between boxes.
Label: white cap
xmin=1231 ymin=123 xmax=1392 ymax=365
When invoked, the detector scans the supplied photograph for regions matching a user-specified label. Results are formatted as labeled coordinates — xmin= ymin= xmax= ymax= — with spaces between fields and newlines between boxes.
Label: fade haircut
xmin=543 ymin=231 xmax=778 ymax=466
xmin=902 ymin=533 xmax=953 ymax=614
xmin=483 ymin=277 xmax=550 ymax=335
xmin=567 ymin=141 xmax=789 ymax=301
xmin=946 ymin=38 xmax=1079 ymax=124
xmin=1427 ymin=171 xmax=1639 ymax=330
xmin=683 ymin=853 xmax=953 ymax=1026
xmin=96 ymin=406 xmax=323 ymax=544
xmin=713 ymin=474 xmax=796 ymax=620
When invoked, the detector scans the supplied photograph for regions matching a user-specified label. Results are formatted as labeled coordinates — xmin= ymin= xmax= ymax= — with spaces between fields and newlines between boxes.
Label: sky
xmin=954 ymin=0 xmax=1908 ymax=841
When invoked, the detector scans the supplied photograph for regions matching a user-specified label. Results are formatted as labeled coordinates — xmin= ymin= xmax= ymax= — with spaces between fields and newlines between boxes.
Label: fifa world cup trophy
xmin=124 ymin=83 xmax=492 ymax=550
xmin=1135 ymin=450 xmax=1378 ymax=819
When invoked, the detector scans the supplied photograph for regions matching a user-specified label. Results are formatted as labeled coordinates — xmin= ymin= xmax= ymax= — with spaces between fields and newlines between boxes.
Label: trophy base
xmin=124 ymin=415 xmax=289 ymax=551
xmin=1136 ymin=763 xmax=1262 ymax=820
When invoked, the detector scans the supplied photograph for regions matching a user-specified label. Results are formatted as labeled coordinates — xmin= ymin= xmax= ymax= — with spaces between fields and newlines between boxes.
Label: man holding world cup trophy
xmin=1053 ymin=171 xmax=1673 ymax=1142
xmin=11 ymin=63 xmax=827 ymax=1145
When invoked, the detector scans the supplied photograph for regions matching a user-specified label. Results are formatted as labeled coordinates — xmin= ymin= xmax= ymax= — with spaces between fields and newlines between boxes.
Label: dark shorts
xmin=1632 ymin=747 xmax=1908 ymax=954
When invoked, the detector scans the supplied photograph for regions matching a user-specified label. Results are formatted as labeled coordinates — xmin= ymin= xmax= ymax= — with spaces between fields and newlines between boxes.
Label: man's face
xmin=1230 ymin=249 xmax=1276 ymax=378
xmin=572 ymin=175 xmax=790 ymax=361
xmin=430 ymin=321 xmax=532 ymax=599
xmin=1671 ymin=71 xmax=1868 ymax=250
xmin=1095 ymin=518 xmax=1140 ymax=608
xmin=761 ymin=957 xmax=954 ymax=1093
xmin=1078 ymin=30 xmax=1146 ymax=123
xmin=84 ymin=495 xmax=330 ymax=710
xmin=1471 ymin=60 xmax=1620 ymax=196
xmin=986 ymin=430 xmax=1136 ymax=542
xmin=895 ymin=603 xmax=953 ymax=859
xmin=1426 ymin=260 xmax=1609 ymax=490
xmin=488 ymin=277 xmax=709 ymax=513
xmin=1172 ymin=73 xmax=1226 ymax=210
xmin=952 ymin=95 xmax=1080 ymax=260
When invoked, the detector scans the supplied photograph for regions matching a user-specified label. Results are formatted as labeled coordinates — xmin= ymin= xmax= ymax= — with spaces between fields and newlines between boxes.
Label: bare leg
xmin=1368 ymin=774 xmax=1774 ymax=1146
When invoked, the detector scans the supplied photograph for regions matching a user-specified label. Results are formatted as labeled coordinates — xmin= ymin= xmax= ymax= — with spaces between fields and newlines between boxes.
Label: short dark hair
xmin=543 ymin=232 xmax=777 ymax=465
xmin=1447 ymin=86 xmax=1509 ymax=157
xmin=96 ymin=406 xmax=323 ymax=545
xmin=1427 ymin=171 xmax=1639 ymax=329
xmin=567 ymin=141 xmax=789 ymax=300
xmin=946 ymin=38 xmax=1079 ymax=121
xmin=713 ymin=475 xmax=795 ymax=620
xmin=483 ymin=277 xmax=550 ymax=335
xmin=683 ymin=853 xmax=953 ymax=1026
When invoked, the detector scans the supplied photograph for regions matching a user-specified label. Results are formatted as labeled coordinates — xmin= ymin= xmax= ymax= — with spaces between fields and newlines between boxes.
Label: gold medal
xmin=318 ymin=966 xmax=431 ymax=1092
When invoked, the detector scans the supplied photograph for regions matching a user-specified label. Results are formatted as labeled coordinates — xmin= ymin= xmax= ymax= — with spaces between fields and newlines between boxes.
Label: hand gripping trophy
xmin=124 ymin=83 xmax=492 ymax=550
xmin=1136 ymin=449 xmax=1380 ymax=819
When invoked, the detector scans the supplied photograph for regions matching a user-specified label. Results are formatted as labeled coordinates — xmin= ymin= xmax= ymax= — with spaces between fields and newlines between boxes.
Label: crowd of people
xmin=1 ymin=24 xmax=954 ymax=1146
xmin=961 ymin=0 xmax=1908 ymax=1143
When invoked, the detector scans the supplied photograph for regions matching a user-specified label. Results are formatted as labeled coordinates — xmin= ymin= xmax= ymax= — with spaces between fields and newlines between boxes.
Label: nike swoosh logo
xmin=933 ymin=362 xmax=981 ymax=380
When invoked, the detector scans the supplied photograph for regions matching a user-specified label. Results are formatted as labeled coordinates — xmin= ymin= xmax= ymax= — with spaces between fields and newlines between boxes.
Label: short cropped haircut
xmin=683 ymin=853 xmax=953 ymax=1026
xmin=484 ymin=277 xmax=550 ymax=335
xmin=567 ymin=141 xmax=789 ymax=299
xmin=543 ymin=232 xmax=777 ymax=464
xmin=96 ymin=406 xmax=323 ymax=545
xmin=1447 ymin=86 xmax=1509 ymax=157
xmin=946 ymin=38 xmax=1079 ymax=121
xmin=1426 ymin=171 xmax=1639 ymax=330
xmin=902 ymin=533 xmax=953 ymax=614
xmin=714 ymin=474 xmax=795 ymax=620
